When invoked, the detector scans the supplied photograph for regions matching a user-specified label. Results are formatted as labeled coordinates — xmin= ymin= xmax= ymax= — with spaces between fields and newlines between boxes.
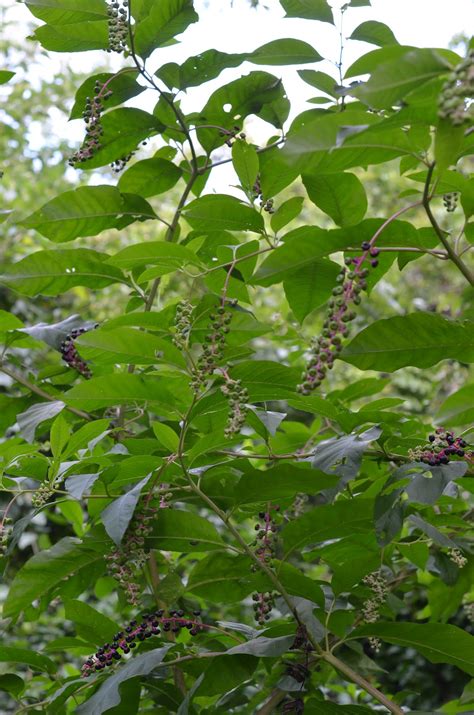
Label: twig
xmin=0 ymin=363 xmax=91 ymax=421
xmin=423 ymin=163 xmax=474 ymax=286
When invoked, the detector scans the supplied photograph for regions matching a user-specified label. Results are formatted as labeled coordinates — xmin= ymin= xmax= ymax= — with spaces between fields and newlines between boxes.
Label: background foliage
xmin=0 ymin=1 xmax=473 ymax=713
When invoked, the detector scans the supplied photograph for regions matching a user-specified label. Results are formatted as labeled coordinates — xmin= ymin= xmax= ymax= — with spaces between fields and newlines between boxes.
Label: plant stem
xmin=423 ymin=163 xmax=474 ymax=285
xmin=323 ymin=651 xmax=404 ymax=715
xmin=0 ymin=363 xmax=91 ymax=420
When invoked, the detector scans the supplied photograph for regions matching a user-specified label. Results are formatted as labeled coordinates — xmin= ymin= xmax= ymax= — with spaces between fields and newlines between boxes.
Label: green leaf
xmin=65 ymin=375 xmax=185 ymax=413
xmin=69 ymin=71 xmax=145 ymax=120
xmin=152 ymin=422 xmax=179 ymax=451
xmin=50 ymin=412 xmax=70 ymax=457
xmin=0 ymin=647 xmax=56 ymax=675
xmin=0 ymin=249 xmax=126 ymax=296
xmin=351 ymin=622 xmax=474 ymax=676
xmin=251 ymin=235 xmax=340 ymax=286
xmin=187 ymin=553 xmax=256 ymax=602
xmin=200 ymin=655 xmax=258 ymax=697
xmin=134 ymin=0 xmax=198 ymax=60
xmin=303 ymin=172 xmax=367 ymax=226
xmin=101 ymin=475 xmax=151 ymax=545
xmin=76 ymin=647 xmax=172 ymax=715
xmin=3 ymin=536 xmax=104 ymax=619
xmin=17 ymin=401 xmax=65 ymax=443
xmin=0 ymin=70 xmax=14 ymax=85
xmin=183 ymin=194 xmax=264 ymax=233
xmin=342 ymin=313 xmax=474 ymax=371
xmin=297 ymin=70 xmax=338 ymax=96
xmin=21 ymin=186 xmax=156 ymax=242
xmin=353 ymin=49 xmax=452 ymax=109
xmin=230 ymin=360 xmax=300 ymax=401
xmin=270 ymin=196 xmax=304 ymax=232
xmin=282 ymin=499 xmax=374 ymax=557
xmin=77 ymin=327 xmax=185 ymax=366
xmin=25 ymin=0 xmax=107 ymax=24
xmin=33 ymin=21 xmax=108 ymax=52
xmin=117 ymin=158 xmax=182 ymax=198
xmin=280 ymin=0 xmax=334 ymax=24
xmin=156 ymin=50 xmax=247 ymax=91
xmin=284 ymin=260 xmax=341 ymax=322
xmin=349 ymin=21 xmax=399 ymax=47
xmin=232 ymin=140 xmax=259 ymax=193
xmin=64 ymin=600 xmax=118 ymax=646
xmin=107 ymin=241 xmax=199 ymax=273
xmin=149 ymin=509 xmax=225 ymax=551
xmin=78 ymin=108 xmax=164 ymax=170
xmin=0 ymin=673 xmax=24 ymax=698
xmin=436 ymin=383 xmax=474 ymax=427
xmin=196 ymin=72 xmax=288 ymax=153
xmin=250 ymin=38 xmax=323 ymax=65
xmin=235 ymin=464 xmax=339 ymax=504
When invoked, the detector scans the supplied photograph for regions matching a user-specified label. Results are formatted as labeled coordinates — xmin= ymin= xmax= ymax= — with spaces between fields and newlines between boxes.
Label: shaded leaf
xmin=351 ymin=622 xmax=474 ymax=675
xmin=3 ymin=536 xmax=104 ymax=619
xmin=64 ymin=600 xmax=118 ymax=646
xmin=0 ymin=648 xmax=56 ymax=675
xmin=282 ymin=499 xmax=374 ymax=557
xmin=76 ymin=647 xmax=172 ymax=715
xmin=226 ymin=635 xmax=294 ymax=657
xmin=149 ymin=509 xmax=225 ymax=551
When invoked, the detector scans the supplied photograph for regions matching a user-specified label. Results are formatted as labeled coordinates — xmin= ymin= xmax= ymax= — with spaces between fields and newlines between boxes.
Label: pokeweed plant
xmin=0 ymin=1 xmax=473 ymax=713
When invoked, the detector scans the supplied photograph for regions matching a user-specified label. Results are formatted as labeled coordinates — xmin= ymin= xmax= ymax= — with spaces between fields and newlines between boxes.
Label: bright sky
xmin=3 ymin=0 xmax=473 ymax=180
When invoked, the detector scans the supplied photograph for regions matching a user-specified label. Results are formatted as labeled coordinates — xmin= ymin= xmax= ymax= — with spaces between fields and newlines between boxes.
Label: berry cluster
xmin=281 ymin=698 xmax=304 ymax=714
xmin=252 ymin=174 xmax=275 ymax=213
xmin=106 ymin=501 xmax=160 ymax=605
xmin=438 ymin=50 xmax=474 ymax=126
xmin=443 ymin=192 xmax=458 ymax=213
xmin=408 ymin=428 xmax=471 ymax=466
xmin=448 ymin=548 xmax=467 ymax=568
xmin=251 ymin=506 xmax=280 ymax=625
xmin=32 ymin=481 xmax=56 ymax=508
xmin=297 ymin=242 xmax=379 ymax=394
xmin=252 ymin=591 xmax=276 ymax=626
xmin=361 ymin=570 xmax=388 ymax=651
xmin=290 ymin=624 xmax=312 ymax=652
xmin=59 ymin=323 xmax=99 ymax=378
xmin=464 ymin=602 xmax=474 ymax=623
xmin=111 ymin=151 xmax=135 ymax=173
xmin=192 ymin=304 xmax=235 ymax=392
xmin=219 ymin=125 xmax=246 ymax=147
xmin=69 ymin=83 xmax=112 ymax=166
xmin=107 ymin=0 xmax=129 ymax=53
xmin=221 ymin=376 xmax=249 ymax=437
xmin=173 ymin=300 xmax=194 ymax=350
xmin=0 ymin=518 xmax=12 ymax=557
xmin=81 ymin=609 xmax=204 ymax=677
